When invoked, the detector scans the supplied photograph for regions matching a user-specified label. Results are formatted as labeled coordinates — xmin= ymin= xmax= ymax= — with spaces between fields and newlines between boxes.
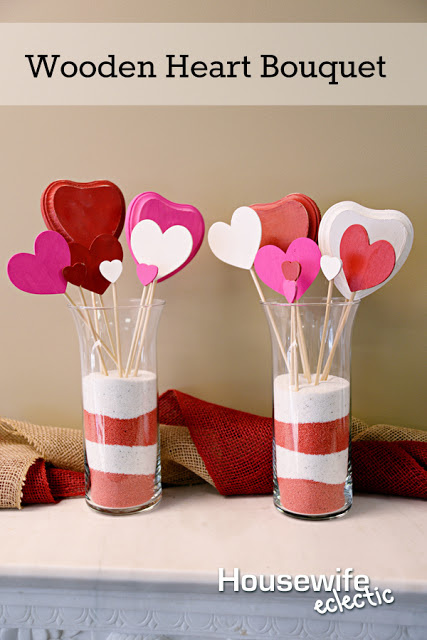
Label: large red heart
xmin=65 ymin=235 xmax=123 ymax=295
xmin=41 ymin=180 xmax=125 ymax=249
xmin=340 ymin=224 xmax=395 ymax=292
xmin=251 ymin=197 xmax=309 ymax=253
xmin=284 ymin=193 xmax=321 ymax=242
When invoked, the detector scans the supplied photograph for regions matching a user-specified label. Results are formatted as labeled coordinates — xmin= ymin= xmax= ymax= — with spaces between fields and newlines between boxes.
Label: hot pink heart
xmin=136 ymin=263 xmax=159 ymax=286
xmin=7 ymin=230 xmax=70 ymax=295
xmin=254 ymin=238 xmax=321 ymax=301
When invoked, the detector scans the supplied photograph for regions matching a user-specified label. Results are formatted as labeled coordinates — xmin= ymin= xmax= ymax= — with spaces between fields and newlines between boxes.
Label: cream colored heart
xmin=320 ymin=255 xmax=342 ymax=281
xmin=99 ymin=259 xmax=123 ymax=283
xmin=208 ymin=206 xmax=262 ymax=270
xmin=130 ymin=219 xmax=193 ymax=280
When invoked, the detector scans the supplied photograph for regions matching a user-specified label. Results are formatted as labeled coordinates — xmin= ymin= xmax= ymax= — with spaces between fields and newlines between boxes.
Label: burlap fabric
xmin=1 ymin=398 xmax=425 ymax=508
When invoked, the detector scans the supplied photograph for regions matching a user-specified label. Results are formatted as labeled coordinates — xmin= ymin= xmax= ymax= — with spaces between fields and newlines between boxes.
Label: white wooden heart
xmin=99 ymin=259 xmax=123 ymax=284
xmin=208 ymin=206 xmax=262 ymax=270
xmin=318 ymin=201 xmax=413 ymax=299
xmin=320 ymin=255 xmax=342 ymax=281
xmin=130 ymin=220 xmax=193 ymax=280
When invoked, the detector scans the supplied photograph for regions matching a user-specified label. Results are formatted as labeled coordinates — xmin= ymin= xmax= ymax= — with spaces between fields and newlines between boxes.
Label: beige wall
xmin=0 ymin=106 xmax=425 ymax=430
xmin=0 ymin=0 xmax=425 ymax=430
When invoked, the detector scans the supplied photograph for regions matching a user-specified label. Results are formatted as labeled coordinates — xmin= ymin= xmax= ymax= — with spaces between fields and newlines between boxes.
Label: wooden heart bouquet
xmin=8 ymin=181 xmax=204 ymax=515
xmin=209 ymin=195 xmax=413 ymax=519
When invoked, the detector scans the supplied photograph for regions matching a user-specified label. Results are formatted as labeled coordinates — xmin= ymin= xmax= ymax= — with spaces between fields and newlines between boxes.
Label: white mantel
xmin=0 ymin=485 xmax=426 ymax=639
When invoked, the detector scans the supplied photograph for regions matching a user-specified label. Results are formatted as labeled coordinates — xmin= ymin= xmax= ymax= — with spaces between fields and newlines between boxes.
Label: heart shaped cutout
xmin=283 ymin=280 xmax=297 ymax=303
xmin=125 ymin=192 xmax=204 ymax=282
xmin=254 ymin=238 xmax=321 ymax=301
xmin=136 ymin=263 xmax=159 ymax=286
xmin=41 ymin=180 xmax=126 ymax=249
xmin=208 ymin=206 xmax=262 ymax=269
xmin=99 ymin=259 xmax=123 ymax=284
xmin=320 ymin=255 xmax=342 ymax=281
xmin=130 ymin=220 xmax=193 ymax=280
xmin=284 ymin=193 xmax=322 ymax=242
xmin=318 ymin=201 xmax=413 ymax=299
xmin=63 ymin=262 xmax=87 ymax=287
xmin=67 ymin=234 xmax=123 ymax=295
xmin=8 ymin=231 xmax=70 ymax=295
xmin=281 ymin=261 xmax=301 ymax=282
xmin=340 ymin=225 xmax=395 ymax=292
xmin=251 ymin=198 xmax=309 ymax=253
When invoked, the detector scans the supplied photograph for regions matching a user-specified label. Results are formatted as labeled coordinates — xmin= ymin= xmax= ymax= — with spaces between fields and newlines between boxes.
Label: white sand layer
xmin=85 ymin=441 xmax=158 ymax=475
xmin=82 ymin=370 xmax=157 ymax=419
xmin=275 ymin=445 xmax=349 ymax=484
xmin=274 ymin=374 xmax=350 ymax=424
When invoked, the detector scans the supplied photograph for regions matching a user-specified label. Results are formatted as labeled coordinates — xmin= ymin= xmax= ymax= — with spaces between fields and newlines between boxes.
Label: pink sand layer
xmin=84 ymin=409 xmax=157 ymax=446
xmin=89 ymin=469 xmax=156 ymax=509
xmin=275 ymin=415 xmax=349 ymax=455
xmin=278 ymin=477 xmax=345 ymax=515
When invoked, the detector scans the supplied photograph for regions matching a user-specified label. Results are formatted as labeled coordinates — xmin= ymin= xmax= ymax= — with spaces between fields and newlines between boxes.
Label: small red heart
xmin=340 ymin=225 xmax=395 ymax=292
xmin=63 ymin=262 xmax=87 ymax=287
xmin=281 ymin=261 xmax=301 ymax=282
xmin=69 ymin=234 xmax=123 ymax=295
xmin=41 ymin=180 xmax=125 ymax=249
xmin=251 ymin=198 xmax=309 ymax=253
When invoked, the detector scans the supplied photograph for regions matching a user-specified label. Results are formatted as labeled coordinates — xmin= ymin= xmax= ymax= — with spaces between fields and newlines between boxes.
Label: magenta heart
xmin=125 ymin=192 xmax=204 ymax=283
xmin=7 ymin=230 xmax=70 ymax=295
xmin=283 ymin=281 xmax=297 ymax=303
xmin=136 ymin=263 xmax=159 ymax=286
xmin=254 ymin=238 xmax=321 ymax=301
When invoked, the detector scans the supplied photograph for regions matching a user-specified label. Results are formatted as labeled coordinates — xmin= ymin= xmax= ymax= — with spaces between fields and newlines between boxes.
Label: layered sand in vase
xmin=82 ymin=371 xmax=158 ymax=509
xmin=274 ymin=374 xmax=350 ymax=516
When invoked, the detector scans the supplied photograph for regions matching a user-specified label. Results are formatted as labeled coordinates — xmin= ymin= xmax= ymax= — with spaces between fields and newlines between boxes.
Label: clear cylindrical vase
xmin=262 ymin=298 xmax=359 ymax=520
xmin=69 ymin=297 xmax=165 ymax=515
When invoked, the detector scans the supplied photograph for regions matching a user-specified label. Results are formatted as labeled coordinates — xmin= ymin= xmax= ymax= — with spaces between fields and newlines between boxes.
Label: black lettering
xmin=260 ymin=54 xmax=278 ymax=78
xmin=137 ymin=60 xmax=156 ymax=78
xmin=99 ymin=54 xmax=118 ymax=78
xmin=358 ymin=61 xmax=375 ymax=78
xmin=25 ymin=54 xmax=60 ymax=78
xmin=166 ymin=54 xmax=188 ymax=78
xmin=61 ymin=61 xmax=78 ymax=78
xmin=318 ymin=61 xmax=338 ymax=85
xmin=281 ymin=61 xmax=298 ymax=78
xmin=79 ymin=61 xmax=96 ymax=78
xmin=191 ymin=60 xmax=207 ymax=78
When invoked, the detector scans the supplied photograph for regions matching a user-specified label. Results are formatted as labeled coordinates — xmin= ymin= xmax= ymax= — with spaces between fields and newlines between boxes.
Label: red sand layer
xmin=275 ymin=415 xmax=349 ymax=455
xmin=89 ymin=469 xmax=156 ymax=508
xmin=84 ymin=409 xmax=157 ymax=446
xmin=278 ymin=477 xmax=345 ymax=515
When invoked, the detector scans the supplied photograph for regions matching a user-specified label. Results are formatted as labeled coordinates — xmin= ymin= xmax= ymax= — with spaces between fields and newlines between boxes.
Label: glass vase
xmin=69 ymin=297 xmax=165 ymax=515
xmin=262 ymin=298 xmax=359 ymax=520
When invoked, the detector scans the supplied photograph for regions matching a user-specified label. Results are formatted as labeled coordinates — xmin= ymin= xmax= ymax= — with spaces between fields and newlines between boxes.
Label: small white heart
xmin=130 ymin=219 xmax=193 ymax=279
xmin=208 ymin=206 xmax=262 ymax=270
xmin=320 ymin=255 xmax=342 ymax=281
xmin=99 ymin=259 xmax=123 ymax=284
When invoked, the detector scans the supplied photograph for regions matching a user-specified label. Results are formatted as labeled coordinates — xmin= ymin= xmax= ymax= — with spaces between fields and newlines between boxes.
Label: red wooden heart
xmin=68 ymin=234 xmax=123 ymax=295
xmin=63 ymin=263 xmax=87 ymax=287
xmin=284 ymin=193 xmax=321 ymax=242
xmin=281 ymin=261 xmax=301 ymax=282
xmin=251 ymin=197 xmax=309 ymax=253
xmin=340 ymin=224 xmax=395 ymax=292
xmin=41 ymin=180 xmax=125 ymax=249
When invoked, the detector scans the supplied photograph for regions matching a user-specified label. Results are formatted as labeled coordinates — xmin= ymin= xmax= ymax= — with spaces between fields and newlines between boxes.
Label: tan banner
xmin=0 ymin=23 xmax=425 ymax=105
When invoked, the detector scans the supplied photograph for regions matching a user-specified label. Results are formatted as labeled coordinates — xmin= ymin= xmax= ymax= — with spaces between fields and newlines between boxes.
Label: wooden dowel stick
xmin=124 ymin=286 xmax=149 ymax=377
xmin=132 ymin=282 xmax=156 ymax=377
xmin=314 ymin=279 xmax=334 ymax=385
xmin=98 ymin=293 xmax=116 ymax=357
xmin=90 ymin=292 xmax=101 ymax=344
xmin=79 ymin=288 xmax=108 ymax=375
xmin=296 ymin=306 xmax=311 ymax=383
xmin=321 ymin=292 xmax=356 ymax=381
xmin=112 ymin=283 xmax=122 ymax=377
xmin=249 ymin=268 xmax=290 ymax=373
xmin=291 ymin=304 xmax=299 ymax=390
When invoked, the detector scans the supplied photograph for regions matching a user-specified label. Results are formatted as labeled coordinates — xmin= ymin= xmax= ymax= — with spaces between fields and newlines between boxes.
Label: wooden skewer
xmin=112 ymin=283 xmax=122 ymax=377
xmin=314 ymin=279 xmax=334 ymax=385
xmin=296 ymin=306 xmax=311 ymax=383
xmin=132 ymin=282 xmax=156 ymax=377
xmin=98 ymin=293 xmax=116 ymax=358
xmin=124 ymin=286 xmax=149 ymax=377
xmin=79 ymin=287 xmax=108 ymax=376
xmin=291 ymin=303 xmax=299 ymax=390
xmin=321 ymin=292 xmax=356 ymax=381
xmin=90 ymin=292 xmax=101 ymax=344
xmin=249 ymin=268 xmax=290 ymax=373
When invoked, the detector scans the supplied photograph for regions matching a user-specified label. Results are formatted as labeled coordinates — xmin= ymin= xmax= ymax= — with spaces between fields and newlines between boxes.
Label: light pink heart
xmin=254 ymin=238 xmax=321 ymax=301
xmin=136 ymin=263 xmax=159 ymax=286
xmin=283 ymin=281 xmax=297 ymax=303
xmin=7 ymin=230 xmax=70 ymax=295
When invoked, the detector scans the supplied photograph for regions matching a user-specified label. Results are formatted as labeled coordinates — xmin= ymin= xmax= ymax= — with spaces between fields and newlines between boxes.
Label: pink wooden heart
xmin=136 ymin=263 xmax=159 ymax=286
xmin=283 ymin=281 xmax=297 ymax=303
xmin=254 ymin=238 xmax=321 ymax=301
xmin=281 ymin=261 xmax=301 ymax=282
xmin=125 ymin=192 xmax=204 ymax=283
xmin=7 ymin=231 xmax=70 ymax=295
